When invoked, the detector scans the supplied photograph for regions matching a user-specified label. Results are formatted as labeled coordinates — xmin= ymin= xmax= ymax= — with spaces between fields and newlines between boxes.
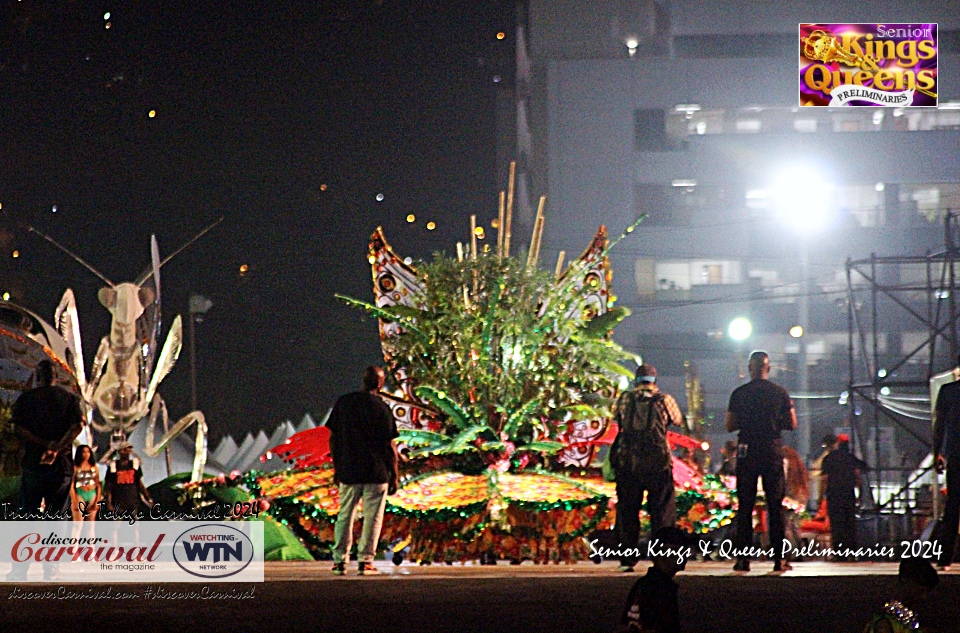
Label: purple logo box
xmin=800 ymin=23 xmax=937 ymax=107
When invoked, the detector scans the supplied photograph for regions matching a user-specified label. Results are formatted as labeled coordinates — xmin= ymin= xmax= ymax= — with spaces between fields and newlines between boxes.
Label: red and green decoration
xmin=241 ymin=217 xmax=745 ymax=562
xmin=243 ymin=464 xmax=739 ymax=562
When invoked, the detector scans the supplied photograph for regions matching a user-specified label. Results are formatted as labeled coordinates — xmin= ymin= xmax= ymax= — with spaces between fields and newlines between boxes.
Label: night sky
xmin=0 ymin=1 xmax=512 ymax=443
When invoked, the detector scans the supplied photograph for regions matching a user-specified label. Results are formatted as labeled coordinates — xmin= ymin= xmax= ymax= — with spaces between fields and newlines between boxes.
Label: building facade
xmin=514 ymin=1 xmax=960 ymax=500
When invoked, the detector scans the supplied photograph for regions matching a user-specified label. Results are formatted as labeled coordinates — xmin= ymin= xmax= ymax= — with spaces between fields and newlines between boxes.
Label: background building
xmin=500 ymin=0 xmax=960 ymax=512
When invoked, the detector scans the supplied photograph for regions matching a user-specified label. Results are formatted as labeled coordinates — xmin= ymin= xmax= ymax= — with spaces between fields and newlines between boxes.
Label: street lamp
xmin=188 ymin=293 xmax=213 ymax=412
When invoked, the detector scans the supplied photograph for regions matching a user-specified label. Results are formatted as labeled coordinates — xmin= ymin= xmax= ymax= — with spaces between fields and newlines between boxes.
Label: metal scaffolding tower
xmin=846 ymin=211 xmax=960 ymax=521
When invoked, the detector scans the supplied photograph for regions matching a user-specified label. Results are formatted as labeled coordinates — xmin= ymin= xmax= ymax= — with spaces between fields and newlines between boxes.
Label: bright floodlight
xmin=771 ymin=164 xmax=832 ymax=232
xmin=728 ymin=317 xmax=752 ymax=341
xmin=789 ymin=325 xmax=804 ymax=338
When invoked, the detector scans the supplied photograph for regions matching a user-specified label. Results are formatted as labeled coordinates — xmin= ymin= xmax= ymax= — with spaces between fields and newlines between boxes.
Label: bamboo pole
xmin=528 ymin=195 xmax=546 ymax=268
xmin=504 ymin=161 xmax=516 ymax=258
xmin=497 ymin=191 xmax=505 ymax=259
xmin=555 ymin=250 xmax=566 ymax=279
xmin=470 ymin=215 xmax=477 ymax=260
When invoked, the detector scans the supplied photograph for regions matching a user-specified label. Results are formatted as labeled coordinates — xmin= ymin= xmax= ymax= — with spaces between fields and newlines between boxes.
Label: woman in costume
xmin=70 ymin=445 xmax=102 ymax=521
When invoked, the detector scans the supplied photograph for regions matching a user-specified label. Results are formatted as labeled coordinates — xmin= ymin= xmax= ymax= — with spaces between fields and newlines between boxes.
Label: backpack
xmin=611 ymin=390 xmax=672 ymax=478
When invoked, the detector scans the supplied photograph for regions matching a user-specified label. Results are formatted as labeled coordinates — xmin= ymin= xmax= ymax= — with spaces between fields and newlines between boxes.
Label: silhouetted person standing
xmin=933 ymin=357 xmax=960 ymax=570
xmin=611 ymin=363 xmax=685 ymax=572
xmin=328 ymin=366 xmax=398 ymax=576
xmin=6 ymin=359 xmax=83 ymax=581
xmin=726 ymin=351 xmax=797 ymax=573
xmin=820 ymin=434 xmax=863 ymax=559
xmin=10 ymin=360 xmax=83 ymax=515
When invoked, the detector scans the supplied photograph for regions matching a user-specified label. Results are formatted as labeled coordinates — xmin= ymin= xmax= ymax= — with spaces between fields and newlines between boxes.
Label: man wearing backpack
xmin=611 ymin=363 xmax=685 ymax=572
xmin=726 ymin=350 xmax=797 ymax=573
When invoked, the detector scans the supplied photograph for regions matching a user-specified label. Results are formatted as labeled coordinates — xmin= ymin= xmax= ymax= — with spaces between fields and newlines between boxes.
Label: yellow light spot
xmin=2 ymin=293 xmax=9 ymax=301
xmin=368 ymin=255 xmax=376 ymax=264
xmin=12 ymin=251 xmax=19 ymax=258
xmin=239 ymin=264 xmax=249 ymax=275
xmin=406 ymin=214 xmax=416 ymax=223
xmin=426 ymin=222 xmax=436 ymax=231
xmin=105 ymin=21 xmax=111 ymax=29
xmin=473 ymin=227 xmax=484 ymax=236
xmin=790 ymin=325 xmax=804 ymax=338
xmin=148 ymin=110 xmax=156 ymax=118
xmin=319 ymin=183 xmax=328 ymax=191
xmin=490 ymin=218 xmax=499 ymax=229
xmin=496 ymin=32 xmax=505 ymax=40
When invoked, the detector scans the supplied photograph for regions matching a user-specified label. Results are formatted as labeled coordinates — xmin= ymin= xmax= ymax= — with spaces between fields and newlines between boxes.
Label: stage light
xmin=426 ymin=222 xmax=436 ymax=231
xmin=375 ymin=193 xmax=384 ymax=202
xmin=406 ymin=214 xmax=415 ymax=223
xmin=790 ymin=325 xmax=803 ymax=338
xmin=728 ymin=317 xmax=752 ymax=341
xmin=148 ymin=110 xmax=156 ymax=118
xmin=496 ymin=32 xmax=505 ymax=40
xmin=771 ymin=163 xmax=832 ymax=232
xmin=11 ymin=251 xmax=18 ymax=258
xmin=2 ymin=293 xmax=8 ymax=301
xmin=877 ymin=368 xmax=887 ymax=378
xmin=880 ymin=386 xmax=891 ymax=396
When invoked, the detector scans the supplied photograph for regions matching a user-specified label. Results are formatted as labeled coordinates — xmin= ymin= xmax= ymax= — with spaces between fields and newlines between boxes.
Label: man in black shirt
xmin=820 ymin=434 xmax=863 ymax=560
xmin=327 ymin=366 xmax=398 ymax=576
xmin=933 ymin=359 xmax=960 ymax=570
xmin=7 ymin=359 xmax=83 ymax=581
xmin=726 ymin=351 xmax=796 ymax=573
xmin=10 ymin=360 xmax=83 ymax=515
xmin=104 ymin=443 xmax=154 ymax=513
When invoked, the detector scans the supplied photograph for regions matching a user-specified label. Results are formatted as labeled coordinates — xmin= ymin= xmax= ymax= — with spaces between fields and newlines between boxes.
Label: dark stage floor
xmin=1 ymin=561 xmax=958 ymax=633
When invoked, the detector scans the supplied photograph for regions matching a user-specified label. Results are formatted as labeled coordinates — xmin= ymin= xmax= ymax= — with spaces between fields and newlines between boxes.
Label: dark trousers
xmin=20 ymin=468 xmax=71 ymax=515
xmin=8 ymin=469 xmax=70 ymax=580
xmin=828 ymin=500 xmax=856 ymax=558
xmin=733 ymin=443 xmax=786 ymax=560
xmin=939 ymin=461 xmax=960 ymax=567
xmin=616 ymin=468 xmax=676 ymax=566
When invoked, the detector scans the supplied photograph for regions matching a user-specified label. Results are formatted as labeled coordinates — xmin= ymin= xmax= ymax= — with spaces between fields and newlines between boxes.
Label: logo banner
xmin=800 ymin=23 xmax=937 ymax=107
xmin=828 ymin=85 xmax=914 ymax=106
xmin=0 ymin=521 xmax=264 ymax=583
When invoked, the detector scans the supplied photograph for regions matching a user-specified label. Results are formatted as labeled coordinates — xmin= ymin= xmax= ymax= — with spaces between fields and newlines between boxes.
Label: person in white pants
xmin=327 ymin=366 xmax=399 ymax=575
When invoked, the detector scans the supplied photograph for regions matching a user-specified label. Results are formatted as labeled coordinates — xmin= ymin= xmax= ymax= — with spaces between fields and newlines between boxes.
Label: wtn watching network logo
xmin=174 ymin=524 xmax=255 ymax=579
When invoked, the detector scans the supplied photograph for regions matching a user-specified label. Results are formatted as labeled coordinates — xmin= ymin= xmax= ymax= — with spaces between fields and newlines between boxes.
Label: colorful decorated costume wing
xmin=369 ymin=228 xmax=440 ymax=431
xmin=556 ymin=227 xmax=614 ymax=467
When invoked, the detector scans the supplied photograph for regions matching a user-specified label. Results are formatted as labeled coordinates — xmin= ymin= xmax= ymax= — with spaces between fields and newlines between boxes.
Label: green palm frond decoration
xmin=342 ymin=221 xmax=644 ymax=460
